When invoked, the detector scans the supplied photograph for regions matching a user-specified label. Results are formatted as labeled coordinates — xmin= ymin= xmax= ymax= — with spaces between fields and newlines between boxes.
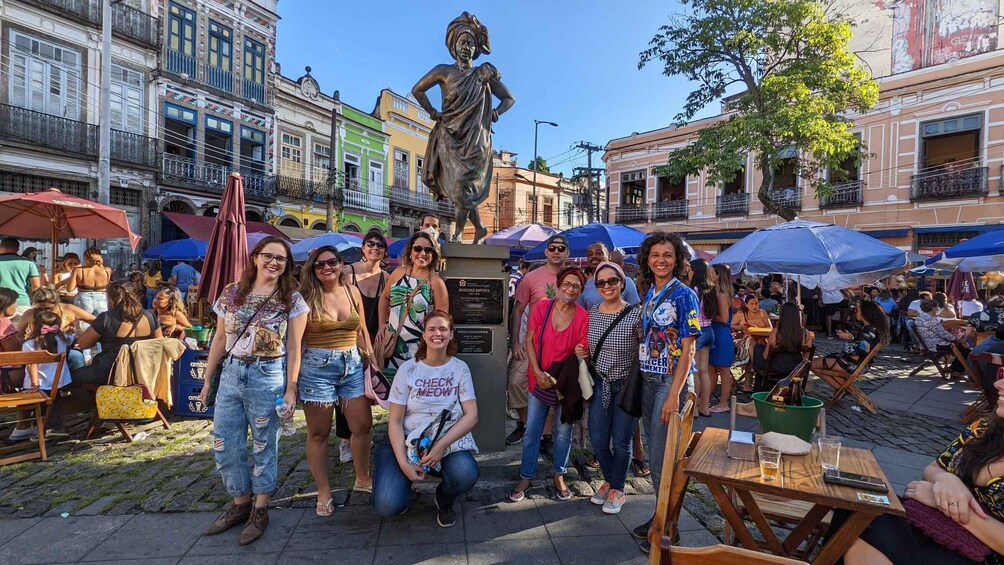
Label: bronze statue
xmin=412 ymin=12 xmax=515 ymax=244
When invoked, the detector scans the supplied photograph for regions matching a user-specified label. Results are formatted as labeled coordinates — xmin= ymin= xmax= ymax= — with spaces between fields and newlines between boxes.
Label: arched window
xmin=279 ymin=217 xmax=301 ymax=227
xmin=342 ymin=223 xmax=360 ymax=233
xmin=311 ymin=221 xmax=327 ymax=231
xmin=245 ymin=210 xmax=263 ymax=222
xmin=164 ymin=200 xmax=194 ymax=214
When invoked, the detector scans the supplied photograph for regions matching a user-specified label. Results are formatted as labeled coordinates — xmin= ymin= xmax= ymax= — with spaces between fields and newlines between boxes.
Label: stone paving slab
xmin=0 ymin=515 xmax=134 ymax=565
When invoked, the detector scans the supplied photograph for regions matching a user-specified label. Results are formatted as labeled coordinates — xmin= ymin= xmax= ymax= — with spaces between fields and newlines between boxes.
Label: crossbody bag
xmin=206 ymin=288 xmax=279 ymax=407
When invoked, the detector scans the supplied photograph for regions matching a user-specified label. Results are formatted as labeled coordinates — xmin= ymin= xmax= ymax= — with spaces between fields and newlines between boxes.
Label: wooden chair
xmin=909 ymin=331 xmax=954 ymax=379
xmin=648 ymin=392 xmax=701 ymax=564
xmin=659 ymin=543 xmax=806 ymax=564
xmin=0 ymin=351 xmax=66 ymax=465
xmin=754 ymin=345 xmax=816 ymax=393
xmin=961 ymin=351 xmax=1001 ymax=424
xmin=811 ymin=344 xmax=883 ymax=414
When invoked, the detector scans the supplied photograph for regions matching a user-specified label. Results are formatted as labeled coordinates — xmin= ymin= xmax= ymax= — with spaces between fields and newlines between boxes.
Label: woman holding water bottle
xmin=199 ymin=236 xmax=308 ymax=546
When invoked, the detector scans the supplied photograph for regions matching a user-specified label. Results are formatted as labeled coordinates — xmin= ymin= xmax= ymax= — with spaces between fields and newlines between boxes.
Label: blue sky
xmin=275 ymin=0 xmax=709 ymax=178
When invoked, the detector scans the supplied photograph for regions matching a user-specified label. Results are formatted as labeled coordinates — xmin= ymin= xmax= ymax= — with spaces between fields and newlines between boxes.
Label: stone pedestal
xmin=440 ymin=242 xmax=509 ymax=452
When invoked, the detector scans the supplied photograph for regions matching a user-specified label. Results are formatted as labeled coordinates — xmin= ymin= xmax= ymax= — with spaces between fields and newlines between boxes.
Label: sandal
xmin=506 ymin=488 xmax=527 ymax=503
xmin=353 ymin=483 xmax=373 ymax=494
xmin=316 ymin=497 xmax=335 ymax=517
xmin=631 ymin=458 xmax=651 ymax=477
xmin=553 ymin=485 xmax=572 ymax=501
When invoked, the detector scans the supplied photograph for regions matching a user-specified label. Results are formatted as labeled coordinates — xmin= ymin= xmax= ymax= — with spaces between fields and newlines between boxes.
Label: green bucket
xmin=189 ymin=326 xmax=210 ymax=342
xmin=751 ymin=392 xmax=823 ymax=443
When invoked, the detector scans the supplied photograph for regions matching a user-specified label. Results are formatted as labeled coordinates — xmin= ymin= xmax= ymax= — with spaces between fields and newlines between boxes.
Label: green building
xmin=336 ymin=102 xmax=390 ymax=234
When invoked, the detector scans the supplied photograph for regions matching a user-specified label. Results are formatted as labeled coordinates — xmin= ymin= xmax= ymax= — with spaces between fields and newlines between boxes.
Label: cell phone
xmin=823 ymin=468 xmax=889 ymax=493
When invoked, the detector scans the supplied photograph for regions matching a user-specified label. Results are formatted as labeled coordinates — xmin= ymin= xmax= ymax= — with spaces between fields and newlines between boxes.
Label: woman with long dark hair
xmin=630 ymin=232 xmax=702 ymax=552
xmin=811 ymin=299 xmax=890 ymax=383
xmin=198 ymin=236 xmax=308 ymax=546
xmin=689 ymin=259 xmax=717 ymax=416
xmin=72 ymin=282 xmax=160 ymax=386
xmin=708 ymin=264 xmax=736 ymax=413
xmin=753 ymin=302 xmax=813 ymax=389
xmin=152 ymin=287 xmax=192 ymax=339
xmin=841 ymin=380 xmax=1004 ymax=564
xmin=298 ymin=246 xmax=376 ymax=516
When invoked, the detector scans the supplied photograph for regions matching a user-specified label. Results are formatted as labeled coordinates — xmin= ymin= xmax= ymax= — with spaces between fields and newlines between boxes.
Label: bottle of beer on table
xmin=768 ymin=371 xmax=804 ymax=406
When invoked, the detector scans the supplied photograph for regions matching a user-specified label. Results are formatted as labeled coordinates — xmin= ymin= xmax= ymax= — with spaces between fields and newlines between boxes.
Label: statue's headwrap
xmin=446 ymin=12 xmax=491 ymax=61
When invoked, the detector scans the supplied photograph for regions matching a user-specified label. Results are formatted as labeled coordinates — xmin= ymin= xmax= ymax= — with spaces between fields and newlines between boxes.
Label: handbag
xmin=207 ymin=288 xmax=279 ymax=407
xmin=364 ymin=365 xmax=392 ymax=409
xmin=577 ymin=358 xmax=594 ymax=400
xmin=902 ymin=498 xmax=993 ymax=562
xmin=616 ymin=355 xmax=643 ymax=417
xmin=96 ymin=321 xmax=158 ymax=422
xmin=374 ymin=275 xmax=429 ymax=371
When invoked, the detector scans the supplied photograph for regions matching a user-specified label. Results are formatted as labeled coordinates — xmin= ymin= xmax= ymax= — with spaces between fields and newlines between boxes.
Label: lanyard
xmin=642 ymin=278 xmax=677 ymax=336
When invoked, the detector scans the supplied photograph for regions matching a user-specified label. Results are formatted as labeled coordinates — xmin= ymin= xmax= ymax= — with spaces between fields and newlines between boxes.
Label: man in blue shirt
xmin=168 ymin=260 xmax=200 ymax=303
xmin=577 ymin=242 xmax=639 ymax=310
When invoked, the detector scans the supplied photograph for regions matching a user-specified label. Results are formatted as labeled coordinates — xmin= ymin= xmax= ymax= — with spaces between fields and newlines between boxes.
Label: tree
xmin=640 ymin=0 xmax=879 ymax=219
xmin=531 ymin=156 xmax=550 ymax=174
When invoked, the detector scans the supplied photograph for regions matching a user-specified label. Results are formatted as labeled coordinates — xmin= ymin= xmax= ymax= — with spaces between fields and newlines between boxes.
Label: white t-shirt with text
xmin=389 ymin=357 xmax=478 ymax=455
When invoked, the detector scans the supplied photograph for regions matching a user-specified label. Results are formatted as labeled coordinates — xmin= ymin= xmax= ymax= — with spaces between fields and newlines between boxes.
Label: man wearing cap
xmin=506 ymin=234 xmax=569 ymax=445
xmin=577 ymin=242 xmax=640 ymax=310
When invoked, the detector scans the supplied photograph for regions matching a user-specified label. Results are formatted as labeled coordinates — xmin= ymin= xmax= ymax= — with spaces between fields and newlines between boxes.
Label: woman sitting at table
xmin=732 ymin=293 xmax=772 ymax=392
xmin=152 ymin=287 xmax=191 ymax=340
xmin=752 ymin=302 xmax=812 ymax=391
xmin=935 ymin=291 xmax=959 ymax=320
xmin=841 ymin=382 xmax=1004 ymax=564
xmin=810 ymin=299 xmax=889 ymax=382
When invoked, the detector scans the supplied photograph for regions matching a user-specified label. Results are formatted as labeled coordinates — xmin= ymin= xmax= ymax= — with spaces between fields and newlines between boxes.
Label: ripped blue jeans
xmin=211 ymin=356 xmax=286 ymax=497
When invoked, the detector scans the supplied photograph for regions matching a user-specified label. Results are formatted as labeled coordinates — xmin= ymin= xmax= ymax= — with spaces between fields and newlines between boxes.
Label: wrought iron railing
xmin=242 ymin=171 xmax=276 ymax=200
xmin=111 ymin=2 xmax=158 ymax=48
xmin=0 ymin=104 xmax=97 ymax=156
xmin=615 ymin=205 xmax=647 ymax=223
xmin=910 ymin=166 xmax=988 ymax=201
xmin=768 ymin=187 xmax=802 ymax=211
xmin=652 ymin=200 xmax=688 ymax=221
xmin=820 ymin=180 xmax=864 ymax=208
xmin=167 ymin=49 xmax=197 ymax=79
xmin=110 ymin=129 xmax=157 ymax=168
xmin=26 ymin=0 xmax=98 ymax=23
xmin=716 ymin=192 xmax=750 ymax=216
xmin=205 ymin=64 xmax=234 ymax=93
xmin=344 ymin=189 xmax=389 ymax=215
xmin=241 ymin=77 xmax=269 ymax=106
xmin=161 ymin=153 xmax=227 ymax=192
xmin=276 ymin=175 xmax=329 ymax=203
xmin=388 ymin=186 xmax=455 ymax=216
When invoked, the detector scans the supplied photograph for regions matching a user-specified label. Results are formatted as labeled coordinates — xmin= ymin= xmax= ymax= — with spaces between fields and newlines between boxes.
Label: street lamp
xmin=531 ymin=119 xmax=558 ymax=224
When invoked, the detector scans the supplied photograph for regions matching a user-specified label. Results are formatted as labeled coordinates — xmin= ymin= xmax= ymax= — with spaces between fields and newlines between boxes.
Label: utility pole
xmin=326 ymin=91 xmax=341 ymax=230
xmin=98 ymin=0 xmax=117 ymax=207
xmin=573 ymin=141 xmax=604 ymax=223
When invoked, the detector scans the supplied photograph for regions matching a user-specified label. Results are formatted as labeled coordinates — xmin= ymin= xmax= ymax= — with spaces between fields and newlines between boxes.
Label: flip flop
xmin=316 ymin=498 xmax=335 ymax=517
xmin=353 ymin=484 xmax=373 ymax=494
xmin=554 ymin=487 xmax=572 ymax=501
xmin=506 ymin=488 xmax=526 ymax=503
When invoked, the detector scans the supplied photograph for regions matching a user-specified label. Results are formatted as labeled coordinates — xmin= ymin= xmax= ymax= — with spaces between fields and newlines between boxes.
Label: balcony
xmin=652 ymin=200 xmax=688 ymax=221
xmin=241 ymin=77 xmax=268 ymax=106
xmin=205 ymin=65 xmax=234 ymax=93
xmin=388 ymin=186 xmax=455 ymax=217
xmin=110 ymin=129 xmax=157 ymax=168
xmin=275 ymin=175 xmax=330 ymax=203
xmin=716 ymin=192 xmax=750 ymax=216
xmin=167 ymin=49 xmax=197 ymax=79
xmin=768 ymin=187 xmax=802 ymax=211
xmin=344 ymin=189 xmax=389 ymax=215
xmin=0 ymin=103 xmax=96 ymax=157
xmin=820 ymin=180 xmax=864 ymax=208
xmin=164 ymin=52 xmax=274 ymax=108
xmin=910 ymin=166 xmax=988 ymax=201
xmin=242 ymin=171 xmax=276 ymax=201
xmin=615 ymin=205 xmax=647 ymax=224
xmin=27 ymin=0 xmax=159 ymax=49
xmin=161 ymin=154 xmax=227 ymax=192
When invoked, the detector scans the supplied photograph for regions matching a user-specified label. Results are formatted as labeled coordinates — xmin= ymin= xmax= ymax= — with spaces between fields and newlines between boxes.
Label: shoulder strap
xmin=350 ymin=264 xmax=358 ymax=285
xmin=343 ymin=286 xmax=356 ymax=315
xmin=593 ymin=304 xmax=637 ymax=359
xmin=537 ymin=299 xmax=558 ymax=358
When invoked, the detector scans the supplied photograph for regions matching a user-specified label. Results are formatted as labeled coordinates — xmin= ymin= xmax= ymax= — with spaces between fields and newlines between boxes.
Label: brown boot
xmin=203 ymin=501 xmax=252 ymax=536
xmin=239 ymin=507 xmax=269 ymax=546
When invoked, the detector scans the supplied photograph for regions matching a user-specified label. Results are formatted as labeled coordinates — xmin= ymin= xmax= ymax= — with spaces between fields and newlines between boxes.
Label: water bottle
xmin=275 ymin=397 xmax=296 ymax=436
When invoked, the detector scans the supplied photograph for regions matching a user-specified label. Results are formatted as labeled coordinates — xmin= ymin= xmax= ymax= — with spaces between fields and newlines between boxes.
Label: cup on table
xmin=818 ymin=436 xmax=842 ymax=471
xmin=758 ymin=445 xmax=782 ymax=482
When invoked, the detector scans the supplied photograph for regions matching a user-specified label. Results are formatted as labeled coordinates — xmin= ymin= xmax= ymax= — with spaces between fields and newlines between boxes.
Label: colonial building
xmin=373 ymin=88 xmax=453 ymax=238
xmin=604 ymin=0 xmax=1004 ymax=256
xmin=0 ymin=0 xmax=160 ymax=266
xmin=152 ymin=0 xmax=279 ymax=244
xmin=472 ymin=150 xmax=566 ymax=240
xmin=335 ymin=102 xmax=389 ymax=235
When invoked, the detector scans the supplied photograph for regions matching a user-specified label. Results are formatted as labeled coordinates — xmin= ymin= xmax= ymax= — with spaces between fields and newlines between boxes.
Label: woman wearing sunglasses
xmin=298 ymin=246 xmax=377 ymax=516
xmin=378 ymin=231 xmax=449 ymax=382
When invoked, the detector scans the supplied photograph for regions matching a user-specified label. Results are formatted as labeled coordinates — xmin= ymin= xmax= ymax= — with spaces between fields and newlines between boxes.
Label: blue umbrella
xmin=524 ymin=223 xmax=645 ymax=261
xmin=711 ymin=219 xmax=907 ymax=290
xmin=291 ymin=232 xmax=364 ymax=262
xmin=141 ymin=238 xmax=207 ymax=261
xmin=388 ymin=237 xmax=409 ymax=260
xmin=486 ymin=223 xmax=559 ymax=249
xmin=925 ymin=230 xmax=1004 ymax=272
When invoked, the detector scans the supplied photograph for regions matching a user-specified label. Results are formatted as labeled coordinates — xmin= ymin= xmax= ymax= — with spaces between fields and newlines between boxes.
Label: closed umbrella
xmin=197 ymin=173 xmax=248 ymax=304
xmin=947 ymin=270 xmax=978 ymax=301
xmin=0 ymin=189 xmax=141 ymax=275
xmin=925 ymin=230 xmax=1004 ymax=272
xmin=485 ymin=223 xmax=558 ymax=249
xmin=524 ymin=223 xmax=645 ymax=260
xmin=711 ymin=219 xmax=907 ymax=290
xmin=141 ymin=238 xmax=207 ymax=261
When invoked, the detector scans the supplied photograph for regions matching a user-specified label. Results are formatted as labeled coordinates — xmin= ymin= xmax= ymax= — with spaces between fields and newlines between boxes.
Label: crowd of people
xmin=4 ymin=222 xmax=1004 ymax=560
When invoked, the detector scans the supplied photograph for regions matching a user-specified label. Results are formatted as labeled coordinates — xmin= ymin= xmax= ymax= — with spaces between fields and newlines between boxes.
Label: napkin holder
xmin=727 ymin=396 xmax=757 ymax=461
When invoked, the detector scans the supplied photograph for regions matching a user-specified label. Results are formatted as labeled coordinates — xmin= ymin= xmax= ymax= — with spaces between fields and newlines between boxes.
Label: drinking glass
xmin=758 ymin=446 xmax=782 ymax=481
xmin=818 ymin=436 xmax=842 ymax=471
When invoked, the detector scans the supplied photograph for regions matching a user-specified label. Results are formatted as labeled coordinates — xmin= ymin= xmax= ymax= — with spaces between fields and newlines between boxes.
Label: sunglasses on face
xmin=257 ymin=253 xmax=288 ymax=265
xmin=364 ymin=240 xmax=387 ymax=249
xmin=595 ymin=277 xmax=622 ymax=289
xmin=412 ymin=245 xmax=435 ymax=255
xmin=547 ymin=245 xmax=567 ymax=253
xmin=313 ymin=258 xmax=341 ymax=270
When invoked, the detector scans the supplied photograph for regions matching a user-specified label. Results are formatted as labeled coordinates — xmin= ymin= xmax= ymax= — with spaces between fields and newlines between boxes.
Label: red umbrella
xmin=947 ymin=269 xmax=978 ymax=302
xmin=0 ymin=189 xmax=141 ymax=274
xmin=197 ymin=173 xmax=249 ymax=304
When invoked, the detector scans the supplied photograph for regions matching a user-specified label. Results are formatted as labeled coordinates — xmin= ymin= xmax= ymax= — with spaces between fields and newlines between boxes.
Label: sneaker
xmin=45 ymin=428 xmax=70 ymax=439
xmin=505 ymin=422 xmax=525 ymax=445
xmin=602 ymin=489 xmax=625 ymax=515
xmin=239 ymin=507 xmax=269 ymax=546
xmin=204 ymin=501 xmax=252 ymax=536
xmin=632 ymin=516 xmax=654 ymax=540
xmin=8 ymin=426 xmax=37 ymax=442
xmin=434 ymin=489 xmax=456 ymax=528
xmin=590 ymin=481 xmax=611 ymax=505
xmin=339 ymin=441 xmax=353 ymax=464
xmin=540 ymin=435 xmax=554 ymax=458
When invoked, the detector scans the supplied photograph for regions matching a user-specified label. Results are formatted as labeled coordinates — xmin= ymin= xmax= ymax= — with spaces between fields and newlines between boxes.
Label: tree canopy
xmin=531 ymin=156 xmax=550 ymax=174
xmin=640 ymin=0 xmax=879 ymax=219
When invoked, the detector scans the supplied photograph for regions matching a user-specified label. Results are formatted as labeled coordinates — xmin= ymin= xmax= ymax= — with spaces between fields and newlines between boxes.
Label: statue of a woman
xmin=412 ymin=12 xmax=515 ymax=244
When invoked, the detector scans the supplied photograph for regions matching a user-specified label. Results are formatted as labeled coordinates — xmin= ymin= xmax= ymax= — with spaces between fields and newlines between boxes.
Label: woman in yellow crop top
xmin=298 ymin=246 xmax=378 ymax=516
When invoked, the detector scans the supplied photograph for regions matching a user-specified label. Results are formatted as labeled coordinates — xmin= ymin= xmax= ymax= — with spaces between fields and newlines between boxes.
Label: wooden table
xmin=747 ymin=327 xmax=816 ymax=340
xmin=685 ymin=428 xmax=905 ymax=564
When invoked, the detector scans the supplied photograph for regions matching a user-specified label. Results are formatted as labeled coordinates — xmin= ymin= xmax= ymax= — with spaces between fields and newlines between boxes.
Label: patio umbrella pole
xmin=50 ymin=220 xmax=58 ymax=279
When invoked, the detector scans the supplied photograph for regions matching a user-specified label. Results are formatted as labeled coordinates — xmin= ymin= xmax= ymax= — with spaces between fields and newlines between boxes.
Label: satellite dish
xmin=268 ymin=206 xmax=284 ymax=216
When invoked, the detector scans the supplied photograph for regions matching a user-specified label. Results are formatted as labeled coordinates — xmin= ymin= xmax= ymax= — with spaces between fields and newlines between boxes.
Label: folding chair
xmin=648 ymin=392 xmax=701 ymax=565
xmin=811 ymin=345 xmax=883 ymax=414
xmin=659 ymin=542 xmax=806 ymax=564
xmin=909 ymin=331 xmax=954 ymax=379
xmin=961 ymin=351 xmax=1001 ymax=424
xmin=0 ymin=351 xmax=66 ymax=465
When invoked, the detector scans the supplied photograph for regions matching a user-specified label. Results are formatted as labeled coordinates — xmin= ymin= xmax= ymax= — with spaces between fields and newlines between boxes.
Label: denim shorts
xmin=298 ymin=347 xmax=365 ymax=405
xmin=695 ymin=326 xmax=715 ymax=351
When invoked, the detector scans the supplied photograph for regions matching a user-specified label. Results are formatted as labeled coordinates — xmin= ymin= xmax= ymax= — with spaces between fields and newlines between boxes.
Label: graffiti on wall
xmin=887 ymin=0 xmax=998 ymax=72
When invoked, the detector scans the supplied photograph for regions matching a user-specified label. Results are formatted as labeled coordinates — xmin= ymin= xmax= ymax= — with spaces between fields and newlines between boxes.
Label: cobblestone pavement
xmin=0 ymin=337 xmax=971 ymax=522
